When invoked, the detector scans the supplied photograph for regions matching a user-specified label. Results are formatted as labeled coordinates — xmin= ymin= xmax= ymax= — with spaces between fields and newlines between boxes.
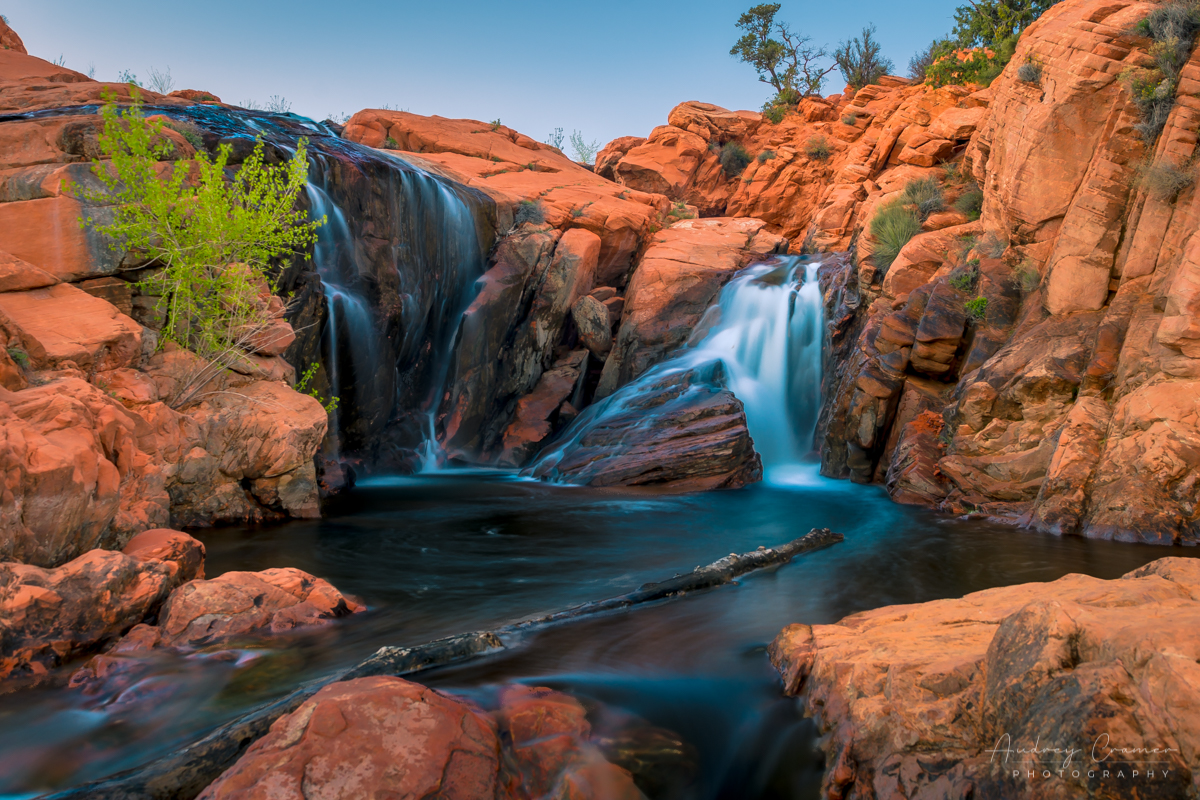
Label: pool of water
xmin=2 ymin=467 xmax=1193 ymax=798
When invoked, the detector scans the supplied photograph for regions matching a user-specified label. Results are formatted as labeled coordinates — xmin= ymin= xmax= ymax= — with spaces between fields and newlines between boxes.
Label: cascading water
xmin=530 ymin=255 xmax=826 ymax=483
xmin=304 ymin=183 xmax=379 ymax=455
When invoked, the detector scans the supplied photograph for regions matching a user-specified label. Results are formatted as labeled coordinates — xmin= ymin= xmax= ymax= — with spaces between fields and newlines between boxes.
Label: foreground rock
xmin=199 ymin=676 xmax=646 ymax=800
xmin=0 ymin=530 xmax=202 ymax=689
xmin=528 ymin=361 xmax=763 ymax=490
xmin=769 ymin=557 xmax=1200 ymax=799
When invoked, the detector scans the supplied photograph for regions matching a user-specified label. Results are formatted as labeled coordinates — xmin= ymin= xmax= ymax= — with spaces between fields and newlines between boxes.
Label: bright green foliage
xmin=6 ymin=347 xmax=28 ymax=368
xmin=870 ymin=199 xmax=921 ymax=270
xmin=383 ymin=136 xmax=399 ymax=149
xmin=720 ymin=142 xmax=752 ymax=177
xmin=965 ymin=296 xmax=989 ymax=320
xmin=75 ymin=91 xmax=324 ymax=407
xmin=834 ymin=25 xmax=894 ymax=89
xmin=761 ymin=99 xmax=788 ymax=124
xmin=731 ymin=4 xmax=837 ymax=98
xmin=925 ymin=44 xmax=1011 ymax=87
xmin=295 ymin=362 xmax=340 ymax=414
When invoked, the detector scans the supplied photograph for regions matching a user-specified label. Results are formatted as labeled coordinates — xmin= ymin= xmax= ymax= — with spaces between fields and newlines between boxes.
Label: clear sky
xmin=6 ymin=0 xmax=963 ymax=151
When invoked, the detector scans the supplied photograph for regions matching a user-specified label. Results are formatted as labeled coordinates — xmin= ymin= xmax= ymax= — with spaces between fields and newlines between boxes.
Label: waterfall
xmin=304 ymin=183 xmax=379 ymax=455
xmin=530 ymin=255 xmax=825 ymax=484
xmin=688 ymin=256 xmax=824 ymax=478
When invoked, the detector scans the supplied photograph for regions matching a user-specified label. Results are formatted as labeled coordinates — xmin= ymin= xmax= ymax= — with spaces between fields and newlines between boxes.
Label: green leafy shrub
xmin=841 ymin=111 xmax=858 ymax=126
xmin=965 ymin=296 xmax=989 ymax=320
xmin=761 ymin=101 xmax=788 ymax=124
xmin=804 ymin=135 xmax=832 ymax=161
xmin=902 ymin=176 xmax=944 ymax=220
xmin=6 ymin=347 xmax=29 ymax=368
xmin=294 ymin=362 xmax=339 ymax=414
xmin=514 ymin=199 xmax=545 ymax=226
xmin=75 ymin=91 xmax=323 ymax=409
xmin=758 ymin=149 xmax=776 ymax=163
xmin=924 ymin=45 xmax=1008 ymax=87
xmin=489 ymin=119 xmax=502 ymax=131
xmin=870 ymin=199 xmax=922 ymax=269
xmin=955 ymin=186 xmax=984 ymax=219
xmin=383 ymin=136 xmax=399 ymax=149
xmin=720 ymin=141 xmax=752 ymax=177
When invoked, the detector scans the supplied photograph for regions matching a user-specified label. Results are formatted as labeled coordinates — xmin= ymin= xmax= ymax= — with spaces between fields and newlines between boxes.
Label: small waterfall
xmin=304 ymin=183 xmax=380 ymax=455
xmin=689 ymin=256 xmax=824 ymax=475
xmin=530 ymin=255 xmax=825 ymax=484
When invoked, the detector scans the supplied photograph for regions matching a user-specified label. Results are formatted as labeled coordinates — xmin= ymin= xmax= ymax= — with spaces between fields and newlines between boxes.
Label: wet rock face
xmin=528 ymin=361 xmax=764 ymax=491
xmin=199 ymin=677 xmax=648 ymax=800
xmin=769 ymin=557 xmax=1200 ymax=800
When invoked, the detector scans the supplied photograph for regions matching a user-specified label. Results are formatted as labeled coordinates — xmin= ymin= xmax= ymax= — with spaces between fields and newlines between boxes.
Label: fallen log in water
xmin=45 ymin=528 xmax=842 ymax=800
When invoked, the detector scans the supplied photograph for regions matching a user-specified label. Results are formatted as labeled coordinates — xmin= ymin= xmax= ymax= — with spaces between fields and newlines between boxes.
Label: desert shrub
xmin=383 ymin=136 xmax=399 ymax=149
xmin=720 ymin=141 xmax=752 ymax=177
xmin=909 ymin=39 xmax=954 ymax=81
xmin=1138 ymin=157 xmax=1195 ymax=201
xmin=758 ymin=149 xmax=776 ymax=162
xmin=6 ymin=347 xmax=28 ymax=368
xmin=804 ymin=135 xmax=832 ymax=161
xmin=902 ymin=176 xmax=944 ymax=220
xmin=164 ymin=119 xmax=204 ymax=150
xmin=842 ymin=111 xmax=858 ymax=125
xmin=515 ymin=200 xmax=545 ymax=225
xmin=949 ymin=266 xmax=978 ymax=291
xmin=570 ymin=131 xmax=601 ymax=165
xmin=1123 ymin=1 xmax=1200 ymax=144
xmin=489 ymin=119 xmax=502 ymax=131
xmin=666 ymin=201 xmax=697 ymax=222
xmin=118 ymin=69 xmax=140 ymax=86
xmin=980 ymin=231 xmax=1007 ymax=257
xmin=955 ymin=186 xmax=984 ymax=219
xmin=870 ymin=199 xmax=922 ymax=269
xmin=761 ymin=102 xmax=787 ymax=124
xmin=264 ymin=95 xmax=291 ymax=114
xmin=74 ymin=91 xmax=322 ymax=408
xmin=924 ymin=45 xmax=1009 ymax=87
xmin=545 ymin=127 xmax=565 ymax=149
xmin=1017 ymin=57 xmax=1043 ymax=83
xmin=965 ymin=296 xmax=989 ymax=320
xmin=835 ymin=25 xmax=895 ymax=89
xmin=147 ymin=66 xmax=175 ymax=94
xmin=1012 ymin=260 xmax=1041 ymax=292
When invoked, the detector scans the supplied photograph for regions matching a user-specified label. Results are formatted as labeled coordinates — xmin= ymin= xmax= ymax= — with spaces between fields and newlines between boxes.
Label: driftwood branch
xmin=44 ymin=529 xmax=842 ymax=800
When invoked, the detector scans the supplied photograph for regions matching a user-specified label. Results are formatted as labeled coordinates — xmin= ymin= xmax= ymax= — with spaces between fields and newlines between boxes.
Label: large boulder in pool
xmin=199 ymin=676 xmax=647 ymax=800
xmin=528 ymin=360 xmax=763 ymax=491
xmin=769 ymin=557 xmax=1200 ymax=799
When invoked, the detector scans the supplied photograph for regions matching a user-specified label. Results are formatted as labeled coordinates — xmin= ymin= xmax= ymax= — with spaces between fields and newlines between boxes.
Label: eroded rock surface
xmin=199 ymin=677 xmax=647 ymax=800
xmin=769 ymin=557 xmax=1200 ymax=799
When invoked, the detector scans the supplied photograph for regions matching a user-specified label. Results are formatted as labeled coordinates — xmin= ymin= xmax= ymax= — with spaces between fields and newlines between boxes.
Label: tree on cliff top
xmin=75 ymin=91 xmax=324 ymax=407
xmin=834 ymin=25 xmax=895 ymax=89
xmin=950 ymin=0 xmax=1059 ymax=49
xmin=731 ymin=3 xmax=837 ymax=99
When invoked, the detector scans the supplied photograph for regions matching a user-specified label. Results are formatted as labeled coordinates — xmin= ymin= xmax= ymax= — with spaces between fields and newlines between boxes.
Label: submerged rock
xmin=769 ymin=557 xmax=1200 ymax=799
xmin=199 ymin=677 xmax=647 ymax=800
xmin=528 ymin=360 xmax=763 ymax=491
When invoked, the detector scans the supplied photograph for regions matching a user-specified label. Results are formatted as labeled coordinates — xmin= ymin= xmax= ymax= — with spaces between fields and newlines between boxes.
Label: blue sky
xmin=7 ymin=0 xmax=963 ymax=149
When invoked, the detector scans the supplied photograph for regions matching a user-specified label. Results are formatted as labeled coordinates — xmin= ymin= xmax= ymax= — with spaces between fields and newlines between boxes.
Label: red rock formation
xmin=0 ymin=44 xmax=326 ymax=564
xmin=0 ymin=17 xmax=26 ymax=54
xmin=199 ymin=677 xmax=645 ymax=800
xmin=769 ymin=557 xmax=1200 ymax=799
xmin=0 ymin=530 xmax=204 ymax=688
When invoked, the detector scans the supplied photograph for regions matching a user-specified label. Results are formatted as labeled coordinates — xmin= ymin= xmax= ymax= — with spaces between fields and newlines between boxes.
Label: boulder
xmin=199 ymin=676 xmax=646 ymax=800
xmin=529 ymin=361 xmax=763 ymax=491
xmin=0 ymin=532 xmax=203 ymax=689
xmin=769 ymin=558 xmax=1200 ymax=800
xmin=595 ymin=135 xmax=645 ymax=180
xmin=571 ymin=294 xmax=612 ymax=356
xmin=495 ymin=350 xmax=586 ymax=467
xmin=0 ymin=282 xmax=142 ymax=371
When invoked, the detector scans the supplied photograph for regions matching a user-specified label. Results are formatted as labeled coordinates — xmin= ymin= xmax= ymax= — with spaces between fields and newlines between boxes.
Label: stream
xmin=2 ymin=470 xmax=1193 ymax=799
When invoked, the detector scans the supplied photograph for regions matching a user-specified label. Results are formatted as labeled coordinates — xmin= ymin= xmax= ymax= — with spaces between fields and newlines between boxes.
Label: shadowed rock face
xmin=769 ymin=557 xmax=1200 ymax=800
xmin=528 ymin=361 xmax=763 ymax=491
